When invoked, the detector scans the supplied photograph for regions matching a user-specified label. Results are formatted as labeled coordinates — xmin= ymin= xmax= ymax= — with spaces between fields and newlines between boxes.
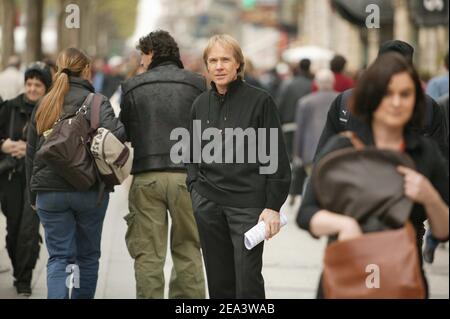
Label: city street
xmin=0 ymin=181 xmax=448 ymax=299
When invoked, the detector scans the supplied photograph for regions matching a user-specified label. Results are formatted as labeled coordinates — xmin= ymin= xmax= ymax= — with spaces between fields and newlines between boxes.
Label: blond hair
xmin=203 ymin=34 xmax=245 ymax=77
xmin=36 ymin=48 xmax=91 ymax=135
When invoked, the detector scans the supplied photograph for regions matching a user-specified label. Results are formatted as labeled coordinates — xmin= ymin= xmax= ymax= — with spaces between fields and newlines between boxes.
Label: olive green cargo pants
xmin=125 ymin=171 xmax=205 ymax=299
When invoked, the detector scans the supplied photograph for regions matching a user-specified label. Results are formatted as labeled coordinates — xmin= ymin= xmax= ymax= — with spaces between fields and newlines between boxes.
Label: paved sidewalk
xmin=0 ymin=186 xmax=448 ymax=299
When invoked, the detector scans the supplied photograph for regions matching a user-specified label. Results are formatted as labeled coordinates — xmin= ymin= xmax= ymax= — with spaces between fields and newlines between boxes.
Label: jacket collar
xmin=9 ymin=93 xmax=36 ymax=115
xmin=210 ymin=76 xmax=243 ymax=96
xmin=149 ymin=56 xmax=184 ymax=70
xmin=68 ymin=76 xmax=95 ymax=93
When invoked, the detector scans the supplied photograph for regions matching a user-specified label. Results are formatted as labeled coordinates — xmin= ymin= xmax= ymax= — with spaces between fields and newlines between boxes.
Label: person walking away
xmin=26 ymin=48 xmax=126 ymax=299
xmin=293 ymin=69 xmax=338 ymax=177
xmin=120 ymin=30 xmax=206 ymax=299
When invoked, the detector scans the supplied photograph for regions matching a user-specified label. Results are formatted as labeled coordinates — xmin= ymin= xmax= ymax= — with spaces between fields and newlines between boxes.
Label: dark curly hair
xmin=136 ymin=30 xmax=180 ymax=61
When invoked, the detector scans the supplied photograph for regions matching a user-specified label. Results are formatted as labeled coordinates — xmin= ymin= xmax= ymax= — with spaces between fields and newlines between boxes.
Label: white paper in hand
xmin=244 ymin=212 xmax=288 ymax=250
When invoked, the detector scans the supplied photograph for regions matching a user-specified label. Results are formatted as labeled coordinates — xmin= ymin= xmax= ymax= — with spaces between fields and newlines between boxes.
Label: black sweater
xmin=186 ymin=77 xmax=291 ymax=211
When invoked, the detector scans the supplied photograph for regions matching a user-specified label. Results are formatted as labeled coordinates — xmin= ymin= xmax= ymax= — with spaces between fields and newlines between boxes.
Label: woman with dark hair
xmin=0 ymin=62 xmax=52 ymax=296
xmin=297 ymin=52 xmax=449 ymax=298
xmin=26 ymin=48 xmax=126 ymax=299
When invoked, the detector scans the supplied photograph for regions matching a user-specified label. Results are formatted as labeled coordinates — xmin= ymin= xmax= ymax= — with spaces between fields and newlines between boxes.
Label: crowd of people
xmin=0 ymin=30 xmax=448 ymax=299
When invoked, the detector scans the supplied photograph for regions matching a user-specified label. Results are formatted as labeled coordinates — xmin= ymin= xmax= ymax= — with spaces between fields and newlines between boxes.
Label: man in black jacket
xmin=186 ymin=34 xmax=291 ymax=298
xmin=120 ymin=30 xmax=206 ymax=299
xmin=314 ymin=40 xmax=448 ymax=161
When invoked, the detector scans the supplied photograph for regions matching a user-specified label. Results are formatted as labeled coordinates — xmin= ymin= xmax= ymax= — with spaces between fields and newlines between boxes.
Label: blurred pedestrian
xmin=296 ymin=58 xmax=314 ymax=80
xmin=120 ymin=30 xmax=206 ymax=299
xmin=0 ymin=61 xmax=52 ymax=296
xmin=278 ymin=58 xmax=313 ymax=160
xmin=43 ymin=57 xmax=57 ymax=79
xmin=293 ymin=69 xmax=338 ymax=176
xmin=297 ymin=53 xmax=449 ymax=298
xmin=91 ymin=56 xmax=107 ymax=93
xmin=103 ymin=56 xmax=125 ymax=99
xmin=329 ymin=54 xmax=354 ymax=92
xmin=243 ymin=58 xmax=264 ymax=89
xmin=187 ymin=34 xmax=291 ymax=298
xmin=426 ymin=52 xmax=448 ymax=100
xmin=26 ymin=48 xmax=126 ymax=299
xmin=0 ymin=56 xmax=23 ymax=100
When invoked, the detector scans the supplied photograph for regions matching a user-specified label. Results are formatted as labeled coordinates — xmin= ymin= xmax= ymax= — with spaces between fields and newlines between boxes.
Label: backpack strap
xmin=338 ymin=89 xmax=354 ymax=130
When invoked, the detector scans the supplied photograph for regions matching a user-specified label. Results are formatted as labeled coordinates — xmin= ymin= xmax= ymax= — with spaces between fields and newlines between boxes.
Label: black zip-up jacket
xmin=0 ymin=94 xmax=36 ymax=177
xmin=186 ymin=77 xmax=291 ymax=212
xmin=26 ymin=77 xmax=126 ymax=205
xmin=120 ymin=61 xmax=206 ymax=174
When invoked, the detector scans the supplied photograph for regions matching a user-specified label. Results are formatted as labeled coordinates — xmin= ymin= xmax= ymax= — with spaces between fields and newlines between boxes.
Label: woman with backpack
xmin=297 ymin=53 xmax=449 ymax=298
xmin=0 ymin=62 xmax=52 ymax=296
xmin=25 ymin=48 xmax=126 ymax=299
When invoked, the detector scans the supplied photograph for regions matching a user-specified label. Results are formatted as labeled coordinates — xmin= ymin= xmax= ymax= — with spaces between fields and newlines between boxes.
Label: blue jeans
xmin=36 ymin=191 xmax=109 ymax=299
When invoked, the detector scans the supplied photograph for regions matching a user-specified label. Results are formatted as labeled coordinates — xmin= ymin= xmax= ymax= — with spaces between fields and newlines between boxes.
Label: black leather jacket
xmin=120 ymin=61 xmax=206 ymax=174
xmin=26 ymin=77 xmax=126 ymax=205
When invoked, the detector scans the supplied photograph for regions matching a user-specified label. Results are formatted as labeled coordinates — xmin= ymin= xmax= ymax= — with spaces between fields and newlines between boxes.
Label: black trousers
xmin=191 ymin=188 xmax=265 ymax=299
xmin=0 ymin=171 xmax=41 ymax=286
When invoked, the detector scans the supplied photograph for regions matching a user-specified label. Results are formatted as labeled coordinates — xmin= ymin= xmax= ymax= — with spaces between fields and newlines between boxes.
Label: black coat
xmin=120 ymin=61 xmax=206 ymax=174
xmin=0 ymin=94 xmax=36 ymax=177
xmin=25 ymin=77 xmax=126 ymax=205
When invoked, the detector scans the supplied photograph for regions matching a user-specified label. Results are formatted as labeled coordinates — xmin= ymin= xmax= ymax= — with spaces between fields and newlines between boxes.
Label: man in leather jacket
xmin=120 ymin=30 xmax=206 ymax=299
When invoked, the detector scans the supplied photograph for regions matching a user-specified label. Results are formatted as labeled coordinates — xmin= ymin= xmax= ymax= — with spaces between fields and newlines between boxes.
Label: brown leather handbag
xmin=36 ymin=93 xmax=103 ymax=191
xmin=322 ymin=222 xmax=425 ymax=298
xmin=314 ymin=132 xmax=426 ymax=299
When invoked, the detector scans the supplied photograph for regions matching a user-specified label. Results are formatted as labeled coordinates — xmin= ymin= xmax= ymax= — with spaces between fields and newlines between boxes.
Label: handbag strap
xmin=89 ymin=94 xmax=103 ymax=131
xmin=77 ymin=93 xmax=102 ymax=131
xmin=339 ymin=131 xmax=365 ymax=150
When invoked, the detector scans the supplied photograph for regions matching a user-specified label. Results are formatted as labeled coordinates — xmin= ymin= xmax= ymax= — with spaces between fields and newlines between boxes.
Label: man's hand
xmin=258 ymin=208 xmax=281 ymax=240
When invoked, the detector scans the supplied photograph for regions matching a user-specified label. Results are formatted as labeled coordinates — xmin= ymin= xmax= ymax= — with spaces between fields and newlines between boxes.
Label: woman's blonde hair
xmin=202 ymin=34 xmax=245 ymax=77
xmin=36 ymin=48 xmax=91 ymax=135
